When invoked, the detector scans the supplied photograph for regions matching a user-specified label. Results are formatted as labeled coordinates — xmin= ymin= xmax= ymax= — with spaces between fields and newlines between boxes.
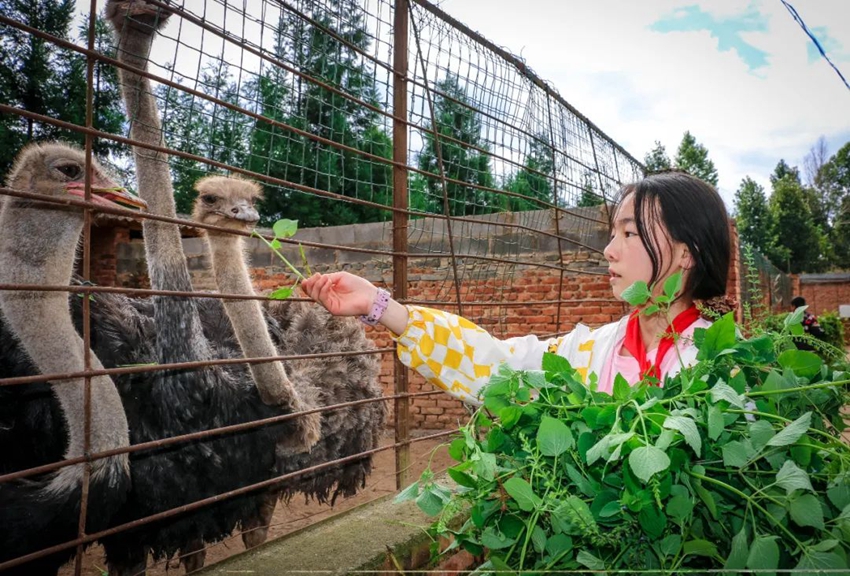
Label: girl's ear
xmin=678 ymin=245 xmax=695 ymax=271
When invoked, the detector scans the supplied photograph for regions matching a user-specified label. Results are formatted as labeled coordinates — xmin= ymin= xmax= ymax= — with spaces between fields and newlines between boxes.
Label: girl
xmin=302 ymin=171 xmax=731 ymax=404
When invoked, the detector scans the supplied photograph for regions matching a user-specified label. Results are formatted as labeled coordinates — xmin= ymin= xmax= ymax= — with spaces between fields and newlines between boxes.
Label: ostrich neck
xmin=0 ymin=205 xmax=130 ymax=482
xmin=205 ymin=234 xmax=304 ymax=408
xmin=114 ymin=25 xmax=209 ymax=362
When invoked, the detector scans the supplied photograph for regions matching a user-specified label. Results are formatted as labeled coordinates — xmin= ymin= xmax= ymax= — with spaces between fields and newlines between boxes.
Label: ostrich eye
xmin=56 ymin=163 xmax=82 ymax=180
xmin=201 ymin=194 xmax=218 ymax=205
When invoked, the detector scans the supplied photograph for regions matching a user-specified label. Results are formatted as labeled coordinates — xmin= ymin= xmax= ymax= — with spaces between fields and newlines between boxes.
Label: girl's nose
xmin=603 ymin=238 xmax=617 ymax=262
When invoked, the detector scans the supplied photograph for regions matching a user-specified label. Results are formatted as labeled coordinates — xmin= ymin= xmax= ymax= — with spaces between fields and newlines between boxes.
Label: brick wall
xmin=799 ymin=275 xmax=850 ymax=341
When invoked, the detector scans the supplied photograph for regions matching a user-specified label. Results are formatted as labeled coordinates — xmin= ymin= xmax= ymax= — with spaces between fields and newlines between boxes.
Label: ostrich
xmin=190 ymin=175 xmax=386 ymax=547
xmin=0 ymin=143 xmax=145 ymax=573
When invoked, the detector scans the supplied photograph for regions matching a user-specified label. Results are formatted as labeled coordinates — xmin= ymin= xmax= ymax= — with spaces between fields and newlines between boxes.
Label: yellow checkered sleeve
xmin=393 ymin=306 xmax=560 ymax=405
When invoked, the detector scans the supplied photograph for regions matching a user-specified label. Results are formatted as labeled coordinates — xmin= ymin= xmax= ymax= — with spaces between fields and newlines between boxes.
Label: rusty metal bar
xmin=0 ymin=429 xmax=458 ymax=571
xmin=392 ymin=0 xmax=412 ymax=491
xmin=0 ymin=389 xmax=445 ymax=485
xmin=0 ymin=348 xmax=394 ymax=387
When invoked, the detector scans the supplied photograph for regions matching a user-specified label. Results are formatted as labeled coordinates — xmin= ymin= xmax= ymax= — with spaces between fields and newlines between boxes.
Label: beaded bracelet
xmin=359 ymin=288 xmax=390 ymax=326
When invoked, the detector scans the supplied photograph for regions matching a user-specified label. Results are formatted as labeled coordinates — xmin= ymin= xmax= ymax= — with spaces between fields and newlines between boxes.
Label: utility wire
xmin=779 ymin=0 xmax=850 ymax=92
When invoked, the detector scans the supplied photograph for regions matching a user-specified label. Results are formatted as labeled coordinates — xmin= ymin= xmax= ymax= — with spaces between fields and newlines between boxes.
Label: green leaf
xmin=767 ymin=412 xmax=812 ymax=447
xmin=270 ymin=238 xmax=281 ymax=250
xmin=748 ymin=420 xmax=776 ymax=451
xmin=795 ymin=551 xmax=846 ymax=574
xmin=531 ymin=524 xmax=547 ymax=553
xmin=599 ymin=500 xmax=621 ymax=518
xmin=545 ymin=533 xmax=573 ymax=557
xmin=503 ymin=477 xmax=541 ymax=512
xmin=683 ymin=539 xmax=717 ymax=557
xmin=827 ymin=482 xmax=850 ymax=510
xmin=697 ymin=312 xmax=736 ymax=360
xmin=639 ymin=504 xmax=667 ymax=538
xmin=472 ymin=453 xmax=496 ymax=481
xmin=628 ymin=445 xmax=671 ymax=483
xmin=663 ymin=415 xmax=701 ymax=457
xmin=660 ymin=534 xmax=682 ymax=557
xmin=542 ymin=352 xmax=573 ymax=375
xmin=612 ymin=373 xmax=631 ymax=401
xmin=746 ymin=536 xmax=779 ymax=575
xmin=721 ymin=440 xmax=752 ymax=468
xmin=268 ymin=286 xmax=294 ymax=300
xmin=480 ymin=527 xmax=515 ymax=550
xmin=724 ymin=528 xmax=749 ymax=570
xmin=553 ymin=496 xmax=598 ymax=535
xmin=621 ymin=280 xmax=651 ymax=306
xmin=666 ymin=494 xmax=694 ymax=525
xmin=272 ymin=218 xmax=298 ymax=238
xmin=663 ymin=271 xmax=683 ymax=300
xmin=710 ymin=382 xmax=745 ymax=408
xmin=707 ymin=404 xmax=724 ymax=441
xmin=775 ymin=460 xmax=814 ymax=495
xmin=789 ymin=494 xmax=825 ymax=529
xmin=448 ymin=438 xmax=466 ymax=461
xmin=785 ymin=306 xmax=805 ymax=328
xmin=777 ymin=349 xmax=822 ymax=379
xmin=393 ymin=481 xmax=419 ymax=504
xmin=536 ymin=416 xmax=574 ymax=457
xmin=447 ymin=467 xmax=477 ymax=489
xmin=415 ymin=488 xmax=444 ymax=516
xmin=576 ymin=549 xmax=606 ymax=570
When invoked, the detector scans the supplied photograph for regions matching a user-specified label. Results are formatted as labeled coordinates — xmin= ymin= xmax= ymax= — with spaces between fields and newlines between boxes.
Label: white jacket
xmin=393 ymin=306 xmax=708 ymax=405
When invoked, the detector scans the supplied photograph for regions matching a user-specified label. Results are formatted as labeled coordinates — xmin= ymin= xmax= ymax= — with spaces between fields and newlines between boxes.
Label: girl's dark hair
xmin=618 ymin=171 xmax=730 ymax=300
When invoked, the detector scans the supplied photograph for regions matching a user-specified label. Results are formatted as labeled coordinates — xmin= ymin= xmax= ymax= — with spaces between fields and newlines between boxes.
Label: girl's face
xmin=604 ymin=194 xmax=692 ymax=302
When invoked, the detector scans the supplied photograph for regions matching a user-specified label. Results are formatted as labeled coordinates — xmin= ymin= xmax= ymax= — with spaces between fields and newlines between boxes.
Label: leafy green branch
xmin=252 ymin=218 xmax=311 ymax=300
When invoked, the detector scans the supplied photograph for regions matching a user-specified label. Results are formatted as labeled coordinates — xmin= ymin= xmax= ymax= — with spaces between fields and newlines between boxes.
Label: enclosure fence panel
xmin=0 ymin=0 xmax=640 ymax=573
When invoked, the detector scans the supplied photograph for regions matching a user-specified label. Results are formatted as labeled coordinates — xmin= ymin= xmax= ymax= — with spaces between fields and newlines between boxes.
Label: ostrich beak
xmin=230 ymin=201 xmax=260 ymax=224
xmin=66 ymin=182 xmax=148 ymax=211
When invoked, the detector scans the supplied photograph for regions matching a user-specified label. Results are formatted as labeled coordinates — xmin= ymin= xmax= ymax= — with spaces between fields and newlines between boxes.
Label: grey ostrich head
xmin=4 ymin=142 xmax=147 ymax=212
xmin=192 ymin=175 xmax=262 ymax=234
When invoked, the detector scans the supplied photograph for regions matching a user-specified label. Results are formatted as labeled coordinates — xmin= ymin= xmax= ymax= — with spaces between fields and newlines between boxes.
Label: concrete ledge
xmin=198 ymin=475 xmax=456 ymax=575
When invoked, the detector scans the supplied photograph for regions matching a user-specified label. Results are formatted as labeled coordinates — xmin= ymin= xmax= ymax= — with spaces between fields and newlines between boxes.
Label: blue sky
xmin=439 ymin=0 xmax=850 ymax=207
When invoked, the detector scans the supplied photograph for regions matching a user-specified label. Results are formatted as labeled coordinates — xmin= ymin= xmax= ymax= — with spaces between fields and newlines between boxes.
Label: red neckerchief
xmin=623 ymin=305 xmax=700 ymax=383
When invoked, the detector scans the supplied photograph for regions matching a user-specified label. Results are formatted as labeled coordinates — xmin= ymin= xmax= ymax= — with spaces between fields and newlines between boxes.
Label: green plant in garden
xmin=398 ymin=276 xmax=850 ymax=574
xmin=252 ymin=218 xmax=312 ymax=299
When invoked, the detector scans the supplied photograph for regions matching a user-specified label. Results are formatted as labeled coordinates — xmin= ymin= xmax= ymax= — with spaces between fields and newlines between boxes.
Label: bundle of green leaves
xmin=398 ymin=302 xmax=850 ymax=573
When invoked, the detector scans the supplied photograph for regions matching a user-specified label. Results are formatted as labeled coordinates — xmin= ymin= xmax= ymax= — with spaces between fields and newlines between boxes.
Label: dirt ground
xmin=56 ymin=433 xmax=455 ymax=576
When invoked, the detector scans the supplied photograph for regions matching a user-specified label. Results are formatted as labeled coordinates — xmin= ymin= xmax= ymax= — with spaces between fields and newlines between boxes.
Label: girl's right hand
xmin=301 ymin=272 xmax=378 ymax=317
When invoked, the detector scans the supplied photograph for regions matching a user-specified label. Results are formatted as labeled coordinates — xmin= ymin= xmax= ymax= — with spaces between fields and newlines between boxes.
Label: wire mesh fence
xmin=0 ymin=0 xmax=641 ymax=573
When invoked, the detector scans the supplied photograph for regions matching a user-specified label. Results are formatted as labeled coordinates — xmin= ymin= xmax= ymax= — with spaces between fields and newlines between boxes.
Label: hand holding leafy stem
xmin=252 ymin=218 xmax=312 ymax=300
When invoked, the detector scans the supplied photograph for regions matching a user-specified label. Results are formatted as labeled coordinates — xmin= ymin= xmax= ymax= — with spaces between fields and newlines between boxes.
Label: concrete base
xmin=197 ymin=478 xmax=454 ymax=575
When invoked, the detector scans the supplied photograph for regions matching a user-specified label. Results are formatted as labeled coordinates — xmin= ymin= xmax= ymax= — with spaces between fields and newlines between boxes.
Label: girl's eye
xmin=625 ymin=231 xmax=638 ymax=238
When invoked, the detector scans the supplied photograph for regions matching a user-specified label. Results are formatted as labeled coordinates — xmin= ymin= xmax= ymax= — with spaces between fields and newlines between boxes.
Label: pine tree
xmin=576 ymin=171 xmax=604 ymax=207
xmin=769 ymin=176 xmax=827 ymax=273
xmin=674 ymin=131 xmax=718 ymax=186
xmin=769 ymin=159 xmax=801 ymax=186
xmin=502 ymin=136 xmax=554 ymax=211
xmin=733 ymin=177 xmax=773 ymax=255
xmin=643 ymin=141 xmax=671 ymax=172
xmin=417 ymin=74 xmax=496 ymax=216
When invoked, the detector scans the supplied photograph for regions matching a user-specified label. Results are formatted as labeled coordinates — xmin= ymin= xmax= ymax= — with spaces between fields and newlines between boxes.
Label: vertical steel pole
xmin=392 ymin=0 xmax=411 ymax=490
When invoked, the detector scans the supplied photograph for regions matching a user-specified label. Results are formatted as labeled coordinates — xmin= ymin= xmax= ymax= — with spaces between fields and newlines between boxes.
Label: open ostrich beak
xmin=66 ymin=182 xmax=148 ymax=211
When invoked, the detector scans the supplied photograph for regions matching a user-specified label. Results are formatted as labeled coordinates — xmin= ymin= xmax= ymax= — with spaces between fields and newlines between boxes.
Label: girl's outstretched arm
xmin=301 ymin=272 xmax=410 ymax=334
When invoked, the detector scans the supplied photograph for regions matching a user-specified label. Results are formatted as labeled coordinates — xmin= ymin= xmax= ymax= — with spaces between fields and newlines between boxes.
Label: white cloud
xmin=438 ymin=0 xmax=850 ymax=205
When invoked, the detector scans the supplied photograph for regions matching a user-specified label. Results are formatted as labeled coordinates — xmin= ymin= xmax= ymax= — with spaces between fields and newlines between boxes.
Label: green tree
xmin=733 ymin=177 xmax=773 ymax=255
xmin=817 ymin=141 xmax=850 ymax=268
xmin=249 ymin=0 xmax=392 ymax=226
xmin=643 ymin=140 xmax=671 ymax=172
xmin=417 ymin=74 xmax=496 ymax=216
xmin=674 ymin=131 xmax=718 ymax=186
xmin=502 ymin=136 xmax=554 ymax=211
xmin=0 ymin=2 xmax=129 ymax=177
xmin=769 ymin=176 xmax=827 ymax=273
xmin=577 ymin=171 xmax=604 ymax=207
xmin=769 ymin=159 xmax=801 ymax=186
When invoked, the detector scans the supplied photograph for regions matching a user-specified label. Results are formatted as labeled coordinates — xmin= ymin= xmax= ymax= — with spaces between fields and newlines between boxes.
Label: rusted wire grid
xmin=0 ymin=428 xmax=458 ymax=572
xmin=264 ymin=0 xmax=642 ymax=200
xmin=0 ymin=11 xmax=613 ymax=226
xmin=0 ymin=180 xmax=608 ymax=271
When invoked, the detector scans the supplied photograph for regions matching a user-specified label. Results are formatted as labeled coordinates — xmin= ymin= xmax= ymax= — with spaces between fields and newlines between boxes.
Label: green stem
xmin=688 ymin=472 xmax=806 ymax=550
xmin=746 ymin=380 xmax=849 ymax=397
xmin=252 ymin=231 xmax=306 ymax=281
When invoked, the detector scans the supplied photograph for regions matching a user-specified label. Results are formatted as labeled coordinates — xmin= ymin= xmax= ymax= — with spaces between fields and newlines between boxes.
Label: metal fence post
xmin=392 ymin=0 xmax=411 ymax=490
